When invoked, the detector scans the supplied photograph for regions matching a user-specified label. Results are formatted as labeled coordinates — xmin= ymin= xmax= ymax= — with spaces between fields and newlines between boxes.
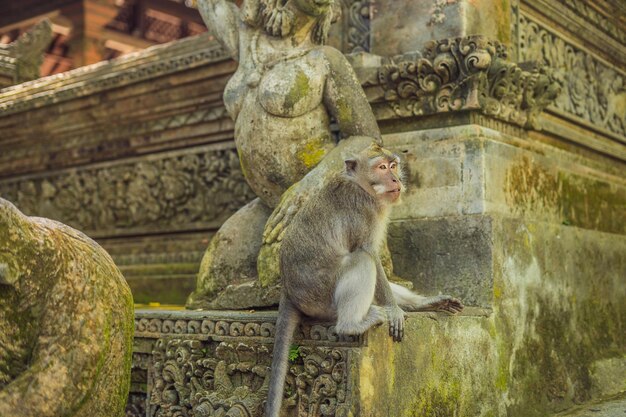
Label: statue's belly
xmin=235 ymin=95 xmax=335 ymax=207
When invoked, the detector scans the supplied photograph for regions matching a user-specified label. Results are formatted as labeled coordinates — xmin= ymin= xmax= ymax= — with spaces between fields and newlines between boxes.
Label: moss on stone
xmin=284 ymin=69 xmax=310 ymax=111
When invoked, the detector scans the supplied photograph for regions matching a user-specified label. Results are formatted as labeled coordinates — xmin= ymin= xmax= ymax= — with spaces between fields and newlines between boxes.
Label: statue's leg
xmin=186 ymin=198 xmax=273 ymax=309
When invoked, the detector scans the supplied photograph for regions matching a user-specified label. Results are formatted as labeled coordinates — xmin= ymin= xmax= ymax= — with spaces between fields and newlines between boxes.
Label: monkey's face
xmin=345 ymin=146 xmax=403 ymax=204
xmin=367 ymin=156 xmax=403 ymax=204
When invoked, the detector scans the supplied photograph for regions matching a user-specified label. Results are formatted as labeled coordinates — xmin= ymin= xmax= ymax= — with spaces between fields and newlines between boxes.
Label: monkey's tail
xmin=265 ymin=294 xmax=301 ymax=417
xmin=391 ymin=282 xmax=429 ymax=310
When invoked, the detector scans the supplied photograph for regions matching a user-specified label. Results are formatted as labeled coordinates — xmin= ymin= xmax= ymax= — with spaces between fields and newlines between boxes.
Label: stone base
xmin=127 ymin=308 xmax=494 ymax=417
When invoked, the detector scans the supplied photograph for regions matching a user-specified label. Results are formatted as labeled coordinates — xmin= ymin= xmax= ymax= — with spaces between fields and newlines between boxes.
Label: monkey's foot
xmin=424 ymin=295 xmax=464 ymax=314
xmin=385 ymin=306 xmax=406 ymax=342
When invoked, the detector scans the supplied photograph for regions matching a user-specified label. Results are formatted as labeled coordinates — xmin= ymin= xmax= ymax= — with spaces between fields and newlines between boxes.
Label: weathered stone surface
xmin=0 ymin=198 xmax=134 ymax=417
xmin=389 ymin=215 xmax=494 ymax=308
xmin=0 ymin=19 xmax=51 ymax=89
xmin=0 ymin=34 xmax=238 ymax=304
xmin=517 ymin=11 xmax=626 ymax=138
xmin=370 ymin=0 xmax=512 ymax=56
xmin=129 ymin=210 xmax=625 ymax=416
xmin=552 ymin=394 xmax=626 ymax=417
xmin=492 ymin=217 xmax=626 ymax=416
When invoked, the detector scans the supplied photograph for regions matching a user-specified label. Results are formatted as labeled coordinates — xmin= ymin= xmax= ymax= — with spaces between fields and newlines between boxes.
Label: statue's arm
xmin=0 ymin=284 xmax=107 ymax=416
xmin=322 ymin=46 xmax=381 ymax=141
xmin=197 ymin=0 xmax=240 ymax=59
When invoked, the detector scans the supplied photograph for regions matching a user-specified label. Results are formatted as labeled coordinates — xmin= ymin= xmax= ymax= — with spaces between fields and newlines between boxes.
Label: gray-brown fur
xmin=265 ymin=144 xmax=463 ymax=417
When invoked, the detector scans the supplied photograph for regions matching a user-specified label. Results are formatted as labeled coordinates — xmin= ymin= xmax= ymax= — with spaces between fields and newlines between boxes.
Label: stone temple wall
xmin=0 ymin=0 xmax=624 ymax=416
xmin=0 ymin=34 xmax=244 ymax=304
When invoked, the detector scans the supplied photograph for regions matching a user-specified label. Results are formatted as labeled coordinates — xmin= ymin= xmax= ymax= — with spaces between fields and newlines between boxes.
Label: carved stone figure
xmin=188 ymin=0 xmax=387 ymax=309
xmin=0 ymin=19 xmax=52 ymax=89
xmin=0 ymin=198 xmax=134 ymax=417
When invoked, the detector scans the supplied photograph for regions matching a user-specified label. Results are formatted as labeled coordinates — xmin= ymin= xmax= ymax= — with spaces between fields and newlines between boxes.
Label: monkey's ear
xmin=345 ymin=159 xmax=357 ymax=174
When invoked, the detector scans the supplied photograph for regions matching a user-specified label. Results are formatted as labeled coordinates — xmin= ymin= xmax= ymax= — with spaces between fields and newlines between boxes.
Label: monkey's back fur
xmin=280 ymin=174 xmax=388 ymax=320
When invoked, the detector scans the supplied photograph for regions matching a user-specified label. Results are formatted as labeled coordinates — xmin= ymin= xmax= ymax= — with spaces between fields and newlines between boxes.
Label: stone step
xmin=552 ymin=394 xmax=626 ymax=417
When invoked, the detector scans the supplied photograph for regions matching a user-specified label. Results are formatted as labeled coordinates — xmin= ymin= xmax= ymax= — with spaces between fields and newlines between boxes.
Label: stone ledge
xmin=0 ymin=33 xmax=228 ymax=116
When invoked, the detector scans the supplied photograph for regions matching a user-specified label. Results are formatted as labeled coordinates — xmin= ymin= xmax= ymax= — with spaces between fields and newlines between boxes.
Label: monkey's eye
xmin=390 ymin=162 xmax=397 ymax=170
xmin=379 ymin=164 xmax=387 ymax=170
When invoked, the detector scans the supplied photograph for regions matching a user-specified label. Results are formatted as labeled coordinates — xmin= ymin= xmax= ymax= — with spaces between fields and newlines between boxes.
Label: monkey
xmin=264 ymin=143 xmax=464 ymax=417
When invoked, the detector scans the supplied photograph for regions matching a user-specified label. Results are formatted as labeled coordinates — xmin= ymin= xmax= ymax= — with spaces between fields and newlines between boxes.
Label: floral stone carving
xmin=518 ymin=13 xmax=625 ymax=137
xmin=129 ymin=310 xmax=358 ymax=417
xmin=377 ymin=36 xmax=561 ymax=129
xmin=0 ymin=147 xmax=254 ymax=236
xmin=148 ymin=340 xmax=350 ymax=417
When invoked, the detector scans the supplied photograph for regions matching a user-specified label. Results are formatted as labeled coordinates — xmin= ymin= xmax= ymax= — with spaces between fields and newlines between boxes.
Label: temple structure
xmin=0 ymin=0 xmax=624 ymax=416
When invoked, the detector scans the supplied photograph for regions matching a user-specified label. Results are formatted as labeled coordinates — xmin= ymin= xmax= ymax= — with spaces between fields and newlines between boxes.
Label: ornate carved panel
xmin=0 ymin=146 xmax=255 ymax=237
xmin=518 ymin=14 xmax=626 ymax=137
xmin=376 ymin=36 xmax=561 ymax=129
xmin=130 ymin=311 xmax=359 ymax=417
xmin=134 ymin=312 xmax=364 ymax=347
xmin=555 ymin=0 xmax=625 ymax=45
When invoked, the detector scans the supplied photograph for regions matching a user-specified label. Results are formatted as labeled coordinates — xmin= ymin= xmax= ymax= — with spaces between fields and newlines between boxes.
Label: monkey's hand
xmin=263 ymin=173 xmax=323 ymax=244
xmin=386 ymin=306 xmax=406 ymax=342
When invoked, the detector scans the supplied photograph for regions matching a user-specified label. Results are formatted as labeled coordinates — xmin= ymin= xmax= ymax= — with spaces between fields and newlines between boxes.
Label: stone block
xmin=370 ymin=0 xmax=512 ymax=56
xmin=388 ymin=215 xmax=494 ymax=308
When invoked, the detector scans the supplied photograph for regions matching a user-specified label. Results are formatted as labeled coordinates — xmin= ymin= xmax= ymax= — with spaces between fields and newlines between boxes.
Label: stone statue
xmin=0 ymin=198 xmax=134 ymax=417
xmin=188 ymin=0 xmax=387 ymax=309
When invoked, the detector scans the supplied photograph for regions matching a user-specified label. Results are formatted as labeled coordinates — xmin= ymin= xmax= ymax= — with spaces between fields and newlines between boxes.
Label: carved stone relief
xmin=345 ymin=0 xmax=371 ymax=53
xmin=554 ymin=0 xmax=625 ymax=45
xmin=0 ymin=147 xmax=255 ymax=236
xmin=0 ymin=19 xmax=52 ymax=88
xmin=148 ymin=340 xmax=351 ymax=417
xmin=377 ymin=36 xmax=561 ymax=129
xmin=518 ymin=13 xmax=626 ymax=136
xmin=131 ymin=311 xmax=357 ymax=417
xmin=134 ymin=315 xmax=364 ymax=346
xmin=0 ymin=106 xmax=231 ymax=174
xmin=427 ymin=0 xmax=460 ymax=26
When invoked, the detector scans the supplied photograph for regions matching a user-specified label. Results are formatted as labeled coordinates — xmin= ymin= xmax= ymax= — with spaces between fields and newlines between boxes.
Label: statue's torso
xmin=223 ymin=32 xmax=336 ymax=207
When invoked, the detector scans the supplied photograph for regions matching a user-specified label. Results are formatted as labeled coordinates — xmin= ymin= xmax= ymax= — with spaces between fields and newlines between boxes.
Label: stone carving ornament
xmin=0 ymin=148 xmax=254 ymax=236
xmin=0 ymin=19 xmax=52 ymax=88
xmin=148 ymin=339 xmax=350 ymax=417
xmin=188 ymin=0 xmax=386 ymax=309
xmin=377 ymin=36 xmax=561 ymax=129
xmin=0 ymin=198 xmax=134 ymax=417
xmin=518 ymin=14 xmax=625 ymax=137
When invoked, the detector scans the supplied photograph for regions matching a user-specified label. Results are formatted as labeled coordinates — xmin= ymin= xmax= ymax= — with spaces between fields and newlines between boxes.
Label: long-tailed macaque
xmin=265 ymin=144 xmax=464 ymax=417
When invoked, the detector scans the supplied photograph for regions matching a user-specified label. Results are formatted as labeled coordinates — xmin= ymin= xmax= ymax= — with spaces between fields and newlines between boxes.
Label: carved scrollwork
xmin=147 ymin=339 xmax=351 ymax=417
xmin=518 ymin=14 xmax=625 ymax=136
xmin=0 ymin=148 xmax=255 ymax=235
xmin=345 ymin=0 xmax=370 ymax=53
xmin=289 ymin=348 xmax=350 ymax=417
xmin=377 ymin=36 xmax=561 ymax=129
xmin=126 ymin=393 xmax=148 ymax=417
xmin=134 ymin=312 xmax=364 ymax=346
